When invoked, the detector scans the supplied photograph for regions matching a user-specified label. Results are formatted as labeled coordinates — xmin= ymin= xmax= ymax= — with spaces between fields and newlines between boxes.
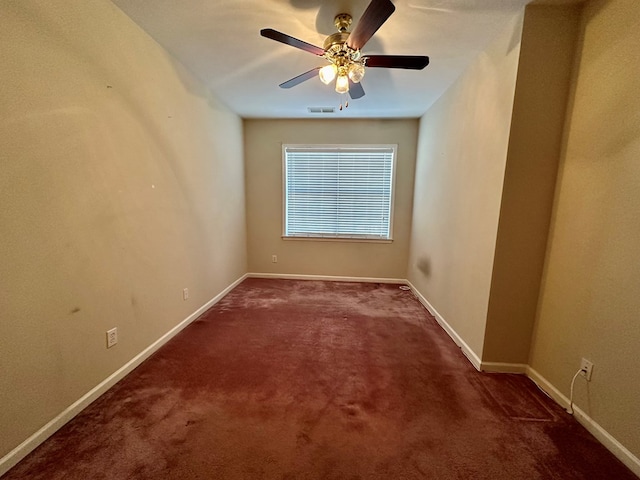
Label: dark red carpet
xmin=3 ymin=279 xmax=636 ymax=479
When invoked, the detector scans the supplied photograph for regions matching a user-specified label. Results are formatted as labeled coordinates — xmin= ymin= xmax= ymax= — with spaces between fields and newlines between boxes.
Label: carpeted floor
xmin=3 ymin=279 xmax=636 ymax=479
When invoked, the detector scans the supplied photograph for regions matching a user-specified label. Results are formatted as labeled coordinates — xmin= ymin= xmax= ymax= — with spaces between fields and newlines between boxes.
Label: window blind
xmin=283 ymin=145 xmax=396 ymax=240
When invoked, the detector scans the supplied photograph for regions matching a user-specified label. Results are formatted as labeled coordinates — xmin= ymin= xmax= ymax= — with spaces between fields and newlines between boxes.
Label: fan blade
xmin=363 ymin=55 xmax=430 ymax=69
xmin=279 ymin=67 xmax=321 ymax=89
xmin=346 ymin=0 xmax=396 ymax=51
xmin=348 ymin=81 xmax=365 ymax=100
xmin=260 ymin=29 xmax=325 ymax=56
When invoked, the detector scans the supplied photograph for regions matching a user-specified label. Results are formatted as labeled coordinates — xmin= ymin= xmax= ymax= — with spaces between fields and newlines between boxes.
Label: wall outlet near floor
xmin=106 ymin=327 xmax=118 ymax=349
xmin=580 ymin=358 xmax=594 ymax=381
xmin=183 ymin=288 xmax=189 ymax=300
xmin=272 ymin=255 xmax=278 ymax=263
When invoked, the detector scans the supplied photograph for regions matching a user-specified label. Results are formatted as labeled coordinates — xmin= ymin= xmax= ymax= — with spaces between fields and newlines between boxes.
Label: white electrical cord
xmin=567 ymin=368 xmax=583 ymax=415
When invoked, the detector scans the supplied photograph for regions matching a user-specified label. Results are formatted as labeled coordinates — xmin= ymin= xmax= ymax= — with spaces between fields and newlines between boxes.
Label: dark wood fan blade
xmin=279 ymin=67 xmax=321 ymax=89
xmin=363 ymin=55 xmax=430 ymax=69
xmin=260 ymin=29 xmax=325 ymax=56
xmin=348 ymin=80 xmax=365 ymax=99
xmin=346 ymin=0 xmax=396 ymax=51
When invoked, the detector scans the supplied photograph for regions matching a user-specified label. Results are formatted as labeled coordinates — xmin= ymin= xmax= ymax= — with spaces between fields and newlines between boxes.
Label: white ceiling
xmin=112 ymin=0 xmax=533 ymax=118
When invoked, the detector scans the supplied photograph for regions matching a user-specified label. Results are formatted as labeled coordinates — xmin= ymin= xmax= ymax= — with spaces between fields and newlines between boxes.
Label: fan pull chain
xmin=338 ymin=94 xmax=349 ymax=111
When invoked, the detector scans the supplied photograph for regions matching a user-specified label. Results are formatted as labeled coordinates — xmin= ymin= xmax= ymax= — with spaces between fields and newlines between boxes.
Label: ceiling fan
xmin=260 ymin=0 xmax=430 ymax=100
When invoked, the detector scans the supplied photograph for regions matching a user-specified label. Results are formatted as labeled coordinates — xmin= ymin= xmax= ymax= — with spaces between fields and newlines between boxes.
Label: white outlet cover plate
xmin=106 ymin=328 xmax=118 ymax=348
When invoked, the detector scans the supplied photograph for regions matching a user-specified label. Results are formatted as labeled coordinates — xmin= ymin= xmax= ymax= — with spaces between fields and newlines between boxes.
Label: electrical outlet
xmin=183 ymin=288 xmax=189 ymax=300
xmin=272 ymin=255 xmax=278 ymax=263
xmin=580 ymin=358 xmax=594 ymax=381
xmin=106 ymin=328 xmax=118 ymax=348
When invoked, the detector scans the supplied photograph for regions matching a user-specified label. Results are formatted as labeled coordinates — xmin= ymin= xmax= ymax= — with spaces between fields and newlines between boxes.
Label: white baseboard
xmin=246 ymin=272 xmax=406 ymax=284
xmin=406 ymin=281 xmax=482 ymax=371
xmin=0 ymin=273 xmax=247 ymax=478
xmin=481 ymin=362 xmax=528 ymax=374
xmin=527 ymin=367 xmax=640 ymax=477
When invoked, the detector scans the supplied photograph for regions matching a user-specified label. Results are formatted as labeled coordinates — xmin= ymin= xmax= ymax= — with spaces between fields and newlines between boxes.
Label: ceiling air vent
xmin=307 ymin=107 xmax=335 ymax=114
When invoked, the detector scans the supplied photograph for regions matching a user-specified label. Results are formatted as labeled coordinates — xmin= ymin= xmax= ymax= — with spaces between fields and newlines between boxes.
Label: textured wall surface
xmin=244 ymin=118 xmax=418 ymax=279
xmin=483 ymin=5 xmax=581 ymax=364
xmin=529 ymin=0 xmax=640 ymax=461
xmin=0 ymin=0 xmax=246 ymax=459
xmin=407 ymin=14 xmax=523 ymax=358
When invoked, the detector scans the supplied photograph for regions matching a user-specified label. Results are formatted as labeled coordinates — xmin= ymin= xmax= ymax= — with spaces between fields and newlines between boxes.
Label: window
xmin=283 ymin=144 xmax=396 ymax=241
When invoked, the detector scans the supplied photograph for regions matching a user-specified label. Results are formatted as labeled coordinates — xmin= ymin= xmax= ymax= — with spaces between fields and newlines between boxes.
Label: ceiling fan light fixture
xmin=348 ymin=63 xmax=365 ymax=83
xmin=261 ymin=0 xmax=430 ymax=101
xmin=319 ymin=64 xmax=338 ymax=85
xmin=335 ymin=74 xmax=349 ymax=94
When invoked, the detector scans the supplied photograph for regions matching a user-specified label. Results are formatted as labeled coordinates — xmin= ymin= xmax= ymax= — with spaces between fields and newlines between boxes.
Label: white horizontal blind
xmin=284 ymin=145 xmax=395 ymax=240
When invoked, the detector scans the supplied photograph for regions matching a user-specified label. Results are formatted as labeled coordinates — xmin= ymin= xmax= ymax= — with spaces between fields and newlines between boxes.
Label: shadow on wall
xmin=417 ymin=256 xmax=431 ymax=277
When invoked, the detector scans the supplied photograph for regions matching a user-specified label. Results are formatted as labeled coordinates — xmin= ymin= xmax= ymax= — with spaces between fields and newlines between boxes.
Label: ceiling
xmin=112 ymin=0 xmax=533 ymax=118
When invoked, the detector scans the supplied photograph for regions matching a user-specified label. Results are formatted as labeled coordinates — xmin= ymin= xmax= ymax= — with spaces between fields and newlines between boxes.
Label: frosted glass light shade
xmin=348 ymin=63 xmax=365 ymax=83
xmin=335 ymin=75 xmax=349 ymax=94
xmin=319 ymin=64 xmax=337 ymax=85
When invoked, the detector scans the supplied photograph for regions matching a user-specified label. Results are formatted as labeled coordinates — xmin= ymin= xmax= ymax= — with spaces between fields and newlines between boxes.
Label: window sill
xmin=282 ymin=236 xmax=393 ymax=244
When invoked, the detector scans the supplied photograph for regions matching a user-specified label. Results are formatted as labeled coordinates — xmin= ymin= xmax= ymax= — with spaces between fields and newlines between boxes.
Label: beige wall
xmin=0 ymin=0 xmax=246 ymax=459
xmin=482 ymin=5 xmax=581 ymax=364
xmin=244 ymin=119 xmax=418 ymax=279
xmin=407 ymin=14 xmax=524 ymax=359
xmin=529 ymin=0 xmax=640 ymax=460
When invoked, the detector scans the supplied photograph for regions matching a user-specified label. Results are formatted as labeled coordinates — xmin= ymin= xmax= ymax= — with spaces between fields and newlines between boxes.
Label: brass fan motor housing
xmin=323 ymin=32 xmax=350 ymax=51
xmin=323 ymin=13 xmax=361 ymax=65
xmin=323 ymin=13 xmax=353 ymax=50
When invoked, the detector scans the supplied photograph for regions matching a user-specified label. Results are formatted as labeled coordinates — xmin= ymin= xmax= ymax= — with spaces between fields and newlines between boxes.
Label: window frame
xmin=281 ymin=144 xmax=398 ymax=242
